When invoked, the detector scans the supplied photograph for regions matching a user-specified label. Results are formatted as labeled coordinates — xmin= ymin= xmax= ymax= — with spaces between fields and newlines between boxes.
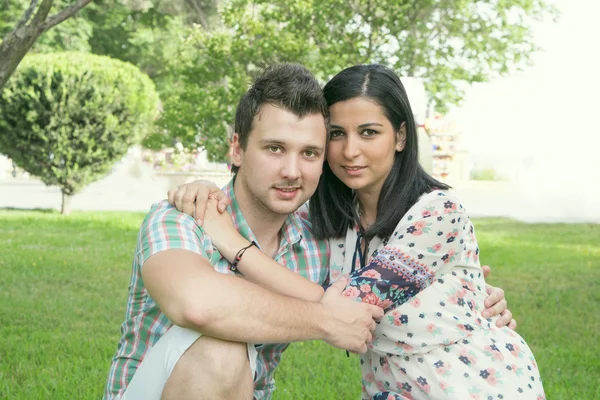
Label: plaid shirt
xmin=104 ymin=178 xmax=329 ymax=399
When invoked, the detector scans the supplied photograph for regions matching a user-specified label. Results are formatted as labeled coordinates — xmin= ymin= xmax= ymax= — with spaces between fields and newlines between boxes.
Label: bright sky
xmin=442 ymin=0 xmax=600 ymax=221
xmin=447 ymin=0 xmax=600 ymax=219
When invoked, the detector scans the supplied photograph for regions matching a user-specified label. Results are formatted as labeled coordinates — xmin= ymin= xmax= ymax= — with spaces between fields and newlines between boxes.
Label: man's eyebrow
xmin=259 ymin=139 xmax=324 ymax=152
xmin=258 ymin=139 xmax=286 ymax=146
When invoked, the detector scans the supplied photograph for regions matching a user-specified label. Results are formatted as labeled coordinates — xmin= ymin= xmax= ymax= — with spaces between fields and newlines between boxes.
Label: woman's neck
xmin=356 ymin=189 xmax=380 ymax=229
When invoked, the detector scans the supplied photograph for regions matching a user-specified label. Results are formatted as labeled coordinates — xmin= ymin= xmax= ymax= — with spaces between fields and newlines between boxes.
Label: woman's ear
xmin=396 ymin=122 xmax=407 ymax=152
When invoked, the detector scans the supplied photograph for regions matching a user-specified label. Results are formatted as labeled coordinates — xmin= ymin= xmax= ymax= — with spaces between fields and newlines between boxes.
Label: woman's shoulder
xmin=403 ymin=190 xmax=466 ymax=220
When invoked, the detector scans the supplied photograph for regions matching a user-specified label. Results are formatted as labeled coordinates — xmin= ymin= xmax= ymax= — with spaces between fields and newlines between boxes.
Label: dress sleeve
xmin=342 ymin=192 xmax=474 ymax=313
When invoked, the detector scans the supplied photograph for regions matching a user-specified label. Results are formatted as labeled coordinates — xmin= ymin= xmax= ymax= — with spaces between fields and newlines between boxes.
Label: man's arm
xmin=166 ymin=181 xmax=519 ymax=330
xmin=142 ymin=249 xmax=382 ymax=353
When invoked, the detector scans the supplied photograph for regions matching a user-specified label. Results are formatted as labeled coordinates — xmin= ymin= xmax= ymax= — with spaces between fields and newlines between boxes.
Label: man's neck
xmin=233 ymin=177 xmax=287 ymax=256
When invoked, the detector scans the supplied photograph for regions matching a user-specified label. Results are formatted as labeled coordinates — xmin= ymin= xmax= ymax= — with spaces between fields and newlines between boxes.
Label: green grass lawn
xmin=0 ymin=209 xmax=598 ymax=399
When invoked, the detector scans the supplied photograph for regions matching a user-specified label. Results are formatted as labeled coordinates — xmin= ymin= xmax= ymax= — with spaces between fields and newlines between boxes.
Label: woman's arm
xmin=341 ymin=192 xmax=474 ymax=313
xmin=202 ymin=199 xmax=325 ymax=302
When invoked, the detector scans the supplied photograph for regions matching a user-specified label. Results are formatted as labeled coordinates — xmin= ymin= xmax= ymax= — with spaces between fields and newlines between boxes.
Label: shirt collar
xmin=219 ymin=177 xmax=308 ymax=262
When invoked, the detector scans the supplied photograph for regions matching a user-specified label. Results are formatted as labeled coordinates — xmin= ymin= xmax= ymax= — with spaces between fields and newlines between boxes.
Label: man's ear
xmin=396 ymin=122 xmax=407 ymax=152
xmin=231 ymin=133 xmax=243 ymax=168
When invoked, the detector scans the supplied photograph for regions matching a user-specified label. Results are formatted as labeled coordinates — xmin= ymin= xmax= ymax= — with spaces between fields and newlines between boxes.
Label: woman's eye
xmin=362 ymin=129 xmax=377 ymax=136
xmin=329 ymin=130 xmax=344 ymax=138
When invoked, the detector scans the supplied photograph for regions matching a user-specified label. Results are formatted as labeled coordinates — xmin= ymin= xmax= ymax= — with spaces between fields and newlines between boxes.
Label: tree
xmin=155 ymin=0 xmax=557 ymax=160
xmin=0 ymin=0 xmax=94 ymax=91
xmin=0 ymin=52 xmax=159 ymax=214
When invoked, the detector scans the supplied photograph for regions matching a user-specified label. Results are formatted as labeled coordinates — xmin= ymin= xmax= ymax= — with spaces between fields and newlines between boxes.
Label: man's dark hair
xmin=232 ymin=63 xmax=328 ymax=174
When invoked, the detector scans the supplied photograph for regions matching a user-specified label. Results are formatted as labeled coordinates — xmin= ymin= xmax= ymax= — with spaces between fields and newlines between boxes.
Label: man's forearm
xmin=181 ymin=272 xmax=331 ymax=344
xmin=143 ymin=249 xmax=331 ymax=345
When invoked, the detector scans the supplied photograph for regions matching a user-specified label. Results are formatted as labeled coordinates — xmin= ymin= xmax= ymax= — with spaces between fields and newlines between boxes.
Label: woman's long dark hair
xmin=309 ymin=64 xmax=449 ymax=240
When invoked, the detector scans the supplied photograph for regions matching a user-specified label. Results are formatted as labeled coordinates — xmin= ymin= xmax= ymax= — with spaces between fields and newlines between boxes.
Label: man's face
xmin=232 ymin=103 xmax=327 ymax=216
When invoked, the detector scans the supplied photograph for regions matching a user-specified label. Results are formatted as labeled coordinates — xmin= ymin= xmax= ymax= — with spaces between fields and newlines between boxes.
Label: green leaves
xmin=1 ymin=0 xmax=558 ymax=161
xmin=0 ymin=52 xmax=159 ymax=200
xmin=158 ymin=0 xmax=557 ymax=157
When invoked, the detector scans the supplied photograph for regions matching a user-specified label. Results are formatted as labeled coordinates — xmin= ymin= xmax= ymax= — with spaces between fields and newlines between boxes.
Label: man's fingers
xmin=327 ymin=277 xmax=348 ymax=294
xmin=495 ymin=309 xmax=513 ymax=328
xmin=508 ymin=318 xmax=518 ymax=330
xmin=357 ymin=343 xmax=367 ymax=354
xmin=367 ymin=304 xmax=384 ymax=321
xmin=482 ymin=265 xmax=491 ymax=278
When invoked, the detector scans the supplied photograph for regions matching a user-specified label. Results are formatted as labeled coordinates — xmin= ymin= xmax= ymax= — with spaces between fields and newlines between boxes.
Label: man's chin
xmin=267 ymin=199 xmax=305 ymax=215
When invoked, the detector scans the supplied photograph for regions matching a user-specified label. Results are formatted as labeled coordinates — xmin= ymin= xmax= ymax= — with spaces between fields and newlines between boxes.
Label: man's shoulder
xmin=137 ymin=199 xmax=208 ymax=250
xmin=142 ymin=200 xmax=198 ymax=231
xmin=134 ymin=200 xmax=214 ymax=268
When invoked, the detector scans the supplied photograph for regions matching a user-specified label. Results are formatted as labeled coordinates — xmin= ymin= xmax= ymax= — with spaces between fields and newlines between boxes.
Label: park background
xmin=0 ymin=0 xmax=598 ymax=399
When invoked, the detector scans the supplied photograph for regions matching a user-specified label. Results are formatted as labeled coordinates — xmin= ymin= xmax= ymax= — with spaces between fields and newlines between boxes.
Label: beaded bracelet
xmin=231 ymin=241 xmax=258 ymax=271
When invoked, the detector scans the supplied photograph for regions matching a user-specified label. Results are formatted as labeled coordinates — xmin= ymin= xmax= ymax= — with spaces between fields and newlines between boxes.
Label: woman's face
xmin=326 ymin=97 xmax=406 ymax=197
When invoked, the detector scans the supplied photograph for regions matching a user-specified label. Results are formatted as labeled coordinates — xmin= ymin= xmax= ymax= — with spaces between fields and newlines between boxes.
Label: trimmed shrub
xmin=0 ymin=52 xmax=159 ymax=214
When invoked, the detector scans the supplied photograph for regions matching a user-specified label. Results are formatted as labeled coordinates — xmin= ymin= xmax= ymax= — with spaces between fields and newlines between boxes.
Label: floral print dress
xmin=329 ymin=191 xmax=545 ymax=400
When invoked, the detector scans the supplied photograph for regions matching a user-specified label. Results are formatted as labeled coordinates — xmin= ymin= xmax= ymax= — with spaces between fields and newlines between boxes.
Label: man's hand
xmin=319 ymin=278 xmax=384 ymax=354
xmin=481 ymin=265 xmax=517 ymax=330
xmin=167 ymin=180 xmax=231 ymax=225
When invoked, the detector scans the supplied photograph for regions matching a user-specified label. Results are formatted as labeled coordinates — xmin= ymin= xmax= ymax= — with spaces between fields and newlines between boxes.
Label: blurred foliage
xmin=154 ymin=0 xmax=558 ymax=161
xmin=470 ymin=167 xmax=507 ymax=181
xmin=0 ymin=0 xmax=94 ymax=52
xmin=0 ymin=52 xmax=159 ymax=213
xmin=1 ymin=0 xmax=558 ymax=162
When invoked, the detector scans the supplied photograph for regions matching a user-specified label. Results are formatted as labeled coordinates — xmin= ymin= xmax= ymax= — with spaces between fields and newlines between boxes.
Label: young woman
xmin=169 ymin=65 xmax=543 ymax=399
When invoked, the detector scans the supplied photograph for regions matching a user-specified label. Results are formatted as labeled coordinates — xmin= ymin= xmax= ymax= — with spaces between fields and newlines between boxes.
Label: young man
xmin=103 ymin=64 xmax=384 ymax=400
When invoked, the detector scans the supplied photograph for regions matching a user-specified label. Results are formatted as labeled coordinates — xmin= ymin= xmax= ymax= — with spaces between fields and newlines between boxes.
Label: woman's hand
xmin=201 ymin=198 xmax=241 ymax=257
xmin=167 ymin=180 xmax=231 ymax=225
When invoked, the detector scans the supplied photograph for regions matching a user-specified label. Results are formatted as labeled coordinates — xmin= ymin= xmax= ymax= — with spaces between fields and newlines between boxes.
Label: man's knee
xmin=167 ymin=335 xmax=253 ymax=391
xmin=190 ymin=335 xmax=252 ymax=383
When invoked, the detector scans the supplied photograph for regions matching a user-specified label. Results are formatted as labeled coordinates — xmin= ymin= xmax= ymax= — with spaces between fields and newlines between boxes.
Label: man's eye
xmin=268 ymin=146 xmax=282 ymax=153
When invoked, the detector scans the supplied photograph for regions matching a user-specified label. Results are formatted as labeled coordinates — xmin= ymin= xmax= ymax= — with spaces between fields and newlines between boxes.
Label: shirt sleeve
xmin=343 ymin=192 xmax=473 ymax=313
xmin=136 ymin=200 xmax=210 ymax=268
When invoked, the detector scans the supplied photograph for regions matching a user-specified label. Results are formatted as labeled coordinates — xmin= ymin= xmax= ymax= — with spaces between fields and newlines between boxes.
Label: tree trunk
xmin=61 ymin=191 xmax=72 ymax=216
xmin=0 ymin=0 xmax=53 ymax=91
xmin=0 ymin=0 xmax=93 ymax=91
xmin=0 ymin=29 xmax=43 ymax=90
